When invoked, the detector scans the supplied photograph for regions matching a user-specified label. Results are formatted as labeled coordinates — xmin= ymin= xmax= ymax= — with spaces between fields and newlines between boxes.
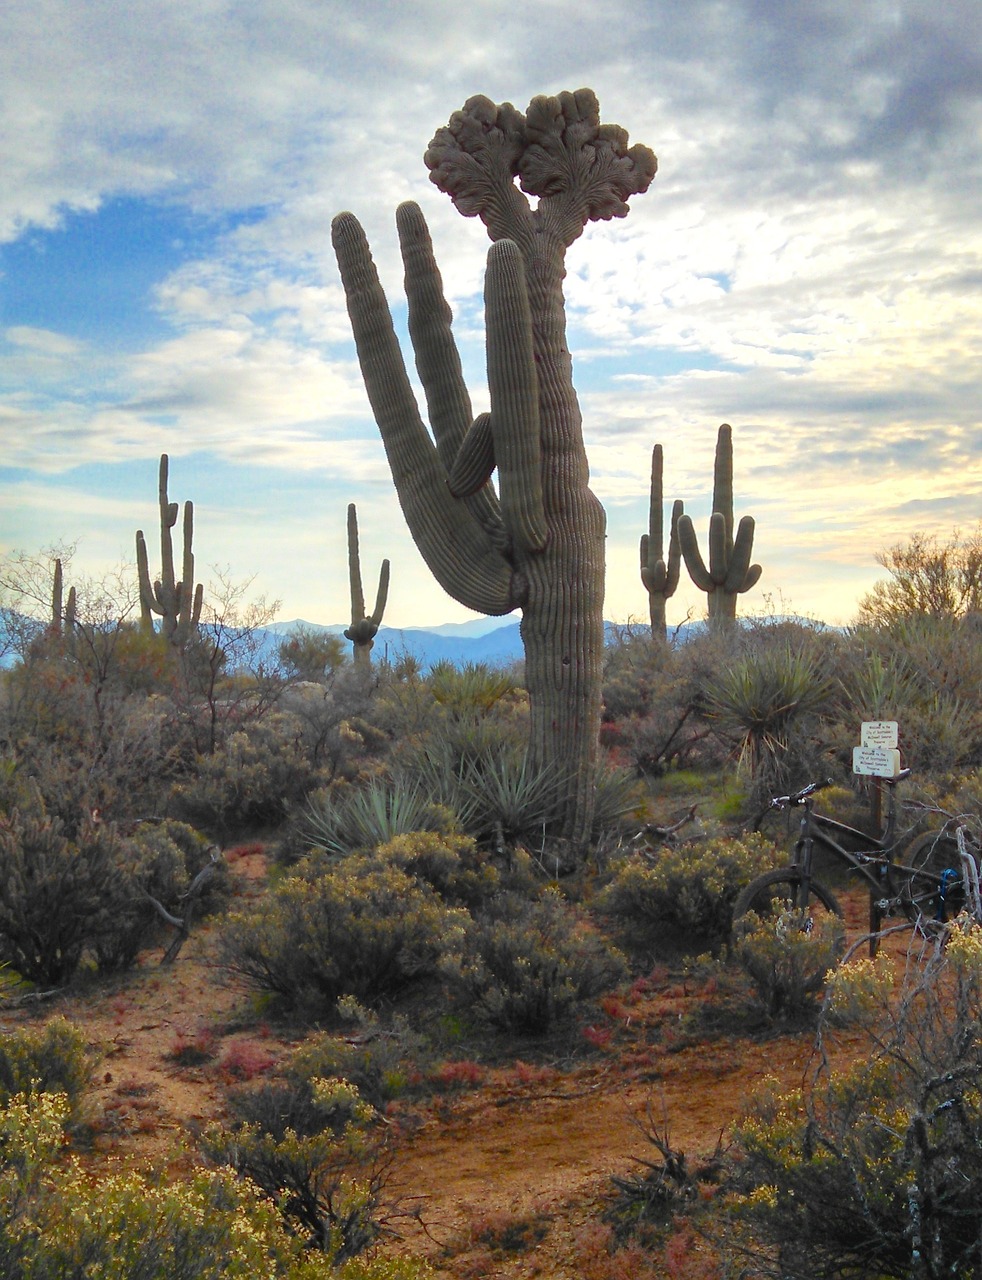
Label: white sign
xmin=853 ymin=745 xmax=902 ymax=777
xmin=861 ymin=721 xmax=898 ymax=749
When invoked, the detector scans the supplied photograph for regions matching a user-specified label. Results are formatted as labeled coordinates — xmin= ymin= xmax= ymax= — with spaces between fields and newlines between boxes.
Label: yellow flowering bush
xmin=0 ymin=1089 xmax=432 ymax=1280
xmin=598 ymin=833 xmax=782 ymax=949
xmin=724 ymin=922 xmax=982 ymax=1276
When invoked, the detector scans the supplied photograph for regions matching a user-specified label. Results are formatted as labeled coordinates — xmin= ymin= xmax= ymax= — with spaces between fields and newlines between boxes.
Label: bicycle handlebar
xmin=770 ymin=768 xmax=912 ymax=809
xmin=769 ymin=779 xmax=834 ymax=808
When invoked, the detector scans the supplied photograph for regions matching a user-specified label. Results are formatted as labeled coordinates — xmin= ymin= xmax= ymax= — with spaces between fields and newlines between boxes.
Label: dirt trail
xmin=0 ymin=853 xmax=894 ymax=1277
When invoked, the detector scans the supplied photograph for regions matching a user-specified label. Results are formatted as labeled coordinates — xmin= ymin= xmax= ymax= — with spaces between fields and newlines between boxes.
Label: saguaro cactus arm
xmin=332 ymin=213 xmax=517 ymax=616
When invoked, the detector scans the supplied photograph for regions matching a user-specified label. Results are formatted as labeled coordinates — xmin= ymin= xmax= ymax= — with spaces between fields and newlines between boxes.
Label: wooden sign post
xmin=854 ymin=721 xmax=900 ymax=835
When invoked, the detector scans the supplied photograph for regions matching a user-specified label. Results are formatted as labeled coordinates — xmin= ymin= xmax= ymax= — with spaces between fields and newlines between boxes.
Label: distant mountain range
xmin=265 ymin=616 xmax=701 ymax=671
xmin=265 ymin=616 xmax=529 ymax=670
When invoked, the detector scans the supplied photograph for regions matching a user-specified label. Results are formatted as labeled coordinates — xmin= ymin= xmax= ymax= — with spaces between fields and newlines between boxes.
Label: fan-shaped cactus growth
xmin=640 ymin=444 xmax=683 ymax=641
xmin=136 ymin=454 xmax=203 ymax=649
xmin=678 ymin=424 xmax=762 ymax=629
xmin=344 ymin=503 xmax=389 ymax=669
xmin=332 ymin=90 xmax=656 ymax=846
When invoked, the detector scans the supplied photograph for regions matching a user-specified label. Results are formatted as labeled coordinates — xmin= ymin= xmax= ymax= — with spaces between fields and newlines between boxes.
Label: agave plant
xmin=300 ymin=777 xmax=455 ymax=858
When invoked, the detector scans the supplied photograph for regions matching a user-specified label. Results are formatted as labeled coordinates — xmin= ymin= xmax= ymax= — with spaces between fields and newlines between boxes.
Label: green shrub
xmin=598 ymin=833 xmax=781 ymax=950
xmin=0 ymin=793 xmax=129 ymax=984
xmin=726 ymin=918 xmax=982 ymax=1277
xmin=0 ymin=1085 xmax=432 ymax=1280
xmin=203 ymin=1077 xmax=387 ymax=1261
xmin=170 ymin=721 xmax=317 ymax=839
xmin=287 ymin=999 xmax=428 ymax=1111
xmin=0 ymin=1017 xmax=93 ymax=1122
xmin=441 ymin=890 xmax=628 ymax=1034
xmin=218 ymin=859 xmax=467 ymax=1014
xmin=374 ymin=831 xmax=500 ymax=908
xmin=731 ymin=908 xmax=844 ymax=1020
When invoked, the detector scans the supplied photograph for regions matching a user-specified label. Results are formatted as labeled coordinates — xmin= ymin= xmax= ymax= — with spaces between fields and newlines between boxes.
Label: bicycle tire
xmin=734 ymin=870 xmax=844 ymax=925
xmin=900 ymin=830 xmax=967 ymax=924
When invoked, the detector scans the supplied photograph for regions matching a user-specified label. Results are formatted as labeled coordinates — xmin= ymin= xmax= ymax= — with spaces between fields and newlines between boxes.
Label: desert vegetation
xmin=0 ymin=512 xmax=980 ymax=1277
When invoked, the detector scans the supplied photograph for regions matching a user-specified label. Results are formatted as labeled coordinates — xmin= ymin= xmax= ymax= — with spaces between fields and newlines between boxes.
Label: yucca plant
xmin=702 ymin=641 xmax=833 ymax=803
xmin=300 ymin=777 xmax=458 ymax=858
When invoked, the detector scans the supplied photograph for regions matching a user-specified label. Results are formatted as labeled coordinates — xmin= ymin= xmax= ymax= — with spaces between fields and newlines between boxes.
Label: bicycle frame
xmin=782 ymin=775 xmax=954 ymax=952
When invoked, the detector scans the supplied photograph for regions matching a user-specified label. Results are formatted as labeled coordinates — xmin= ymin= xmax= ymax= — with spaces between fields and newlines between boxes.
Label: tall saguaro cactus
xmin=136 ymin=453 xmax=203 ymax=648
xmin=640 ymin=444 xmax=683 ymax=641
xmin=344 ymin=503 xmax=389 ymax=669
xmin=677 ymin=424 xmax=762 ymax=628
xmin=332 ymin=90 xmax=656 ymax=846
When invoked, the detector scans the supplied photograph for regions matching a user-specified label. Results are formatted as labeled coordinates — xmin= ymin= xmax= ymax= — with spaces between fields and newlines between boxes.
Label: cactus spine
xmin=332 ymin=90 xmax=656 ymax=846
xmin=677 ymin=424 xmax=762 ymax=628
xmin=639 ymin=444 xmax=682 ymax=641
xmin=136 ymin=454 xmax=203 ymax=648
xmin=343 ymin=503 xmax=389 ymax=669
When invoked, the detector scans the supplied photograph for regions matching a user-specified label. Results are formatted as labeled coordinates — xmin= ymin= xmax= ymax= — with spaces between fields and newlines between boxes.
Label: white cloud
xmin=1 ymin=0 xmax=980 ymax=625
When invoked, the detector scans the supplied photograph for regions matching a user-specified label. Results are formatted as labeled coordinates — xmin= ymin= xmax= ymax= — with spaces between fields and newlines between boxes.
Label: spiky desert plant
xmin=640 ymin=444 xmax=682 ymax=641
xmin=135 ymin=453 xmax=203 ymax=648
xmin=344 ymin=503 xmax=389 ymax=670
xmin=332 ymin=90 xmax=656 ymax=848
xmin=678 ymin=423 xmax=761 ymax=629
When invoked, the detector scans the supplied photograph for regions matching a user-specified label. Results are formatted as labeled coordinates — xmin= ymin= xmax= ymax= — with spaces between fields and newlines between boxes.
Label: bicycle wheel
xmin=734 ymin=870 xmax=844 ymax=926
xmin=900 ymin=830 xmax=966 ymax=924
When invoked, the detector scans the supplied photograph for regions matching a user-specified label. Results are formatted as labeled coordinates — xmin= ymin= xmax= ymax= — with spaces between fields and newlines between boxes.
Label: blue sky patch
xmin=0 ymin=197 xmax=266 ymax=351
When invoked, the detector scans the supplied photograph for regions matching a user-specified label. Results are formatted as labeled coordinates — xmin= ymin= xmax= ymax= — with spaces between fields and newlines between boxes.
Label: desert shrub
xmin=374 ymin=830 xmax=500 ymax=908
xmin=0 ymin=1017 xmax=93 ymax=1123
xmin=218 ymin=859 xmax=467 ymax=1014
xmin=0 ymin=790 xmax=131 ymax=984
xmin=287 ymin=999 xmax=429 ymax=1111
xmin=598 ymin=833 xmax=782 ymax=951
xmin=170 ymin=720 xmax=317 ymax=839
xmin=725 ymin=917 xmax=982 ymax=1277
xmin=441 ymin=889 xmax=628 ymax=1034
xmin=99 ymin=818 xmax=227 ymax=971
xmin=836 ymin=615 xmax=982 ymax=776
xmin=0 ymin=1084 xmax=428 ymax=1279
xmin=601 ymin=627 xmax=713 ymax=775
xmin=203 ymin=1076 xmax=389 ymax=1260
xmin=731 ymin=908 xmax=844 ymax=1020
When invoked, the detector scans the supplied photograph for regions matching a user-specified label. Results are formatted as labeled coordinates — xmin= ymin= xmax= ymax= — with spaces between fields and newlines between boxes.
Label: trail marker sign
xmin=861 ymin=721 xmax=898 ymax=749
xmin=853 ymin=744 xmax=902 ymax=777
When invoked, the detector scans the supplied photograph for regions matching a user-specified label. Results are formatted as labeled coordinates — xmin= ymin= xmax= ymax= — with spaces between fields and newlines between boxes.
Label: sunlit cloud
xmin=1 ymin=0 xmax=980 ymax=627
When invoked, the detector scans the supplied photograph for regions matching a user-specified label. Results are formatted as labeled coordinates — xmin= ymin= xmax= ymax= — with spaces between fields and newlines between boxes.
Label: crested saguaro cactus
xmin=640 ymin=444 xmax=683 ymax=641
xmin=136 ymin=453 xmax=203 ymax=648
xmin=677 ymin=423 xmax=762 ymax=629
xmin=332 ymin=90 xmax=656 ymax=846
xmin=344 ymin=503 xmax=390 ymax=669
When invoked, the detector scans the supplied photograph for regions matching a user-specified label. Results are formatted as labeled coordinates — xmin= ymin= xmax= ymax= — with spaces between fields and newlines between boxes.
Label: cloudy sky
xmin=2 ymin=0 xmax=980 ymax=631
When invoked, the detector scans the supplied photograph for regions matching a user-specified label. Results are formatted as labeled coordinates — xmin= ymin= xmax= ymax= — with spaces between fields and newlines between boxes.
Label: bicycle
xmin=733 ymin=771 xmax=974 ymax=957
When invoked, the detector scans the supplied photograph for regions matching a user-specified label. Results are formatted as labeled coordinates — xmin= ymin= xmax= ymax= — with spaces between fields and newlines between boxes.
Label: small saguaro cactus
xmin=343 ymin=503 xmax=390 ymax=669
xmin=677 ymin=423 xmax=762 ymax=629
xmin=135 ymin=453 xmax=203 ymax=648
xmin=640 ymin=444 xmax=683 ymax=641
xmin=332 ymin=90 xmax=656 ymax=847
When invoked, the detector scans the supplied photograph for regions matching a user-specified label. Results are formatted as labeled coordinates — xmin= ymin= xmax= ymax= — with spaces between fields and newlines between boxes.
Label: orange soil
xmin=0 ymin=848 xmax=904 ymax=1278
